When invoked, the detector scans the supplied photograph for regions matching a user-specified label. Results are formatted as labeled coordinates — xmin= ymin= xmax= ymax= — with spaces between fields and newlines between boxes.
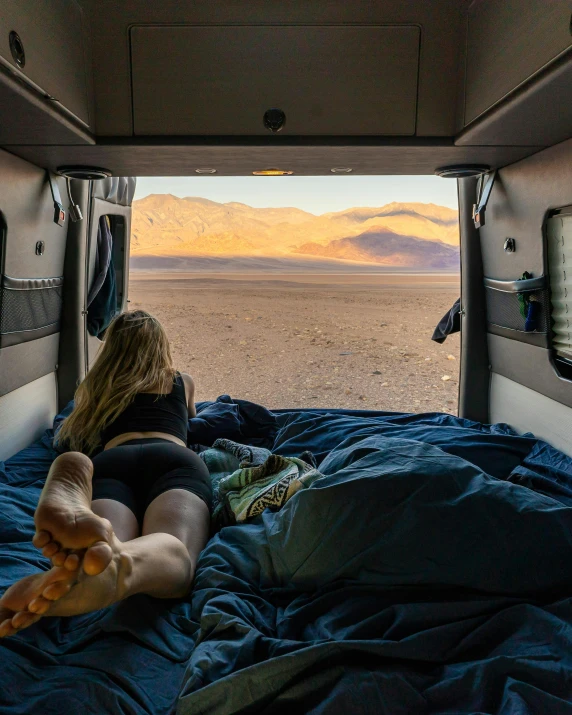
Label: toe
xmin=0 ymin=617 xmax=16 ymax=638
xmin=51 ymin=549 xmax=69 ymax=567
xmin=42 ymin=541 xmax=61 ymax=558
xmin=32 ymin=530 xmax=52 ymax=549
xmin=63 ymin=552 xmax=81 ymax=571
xmin=42 ymin=581 xmax=72 ymax=602
xmin=11 ymin=610 xmax=40 ymax=630
xmin=28 ymin=596 xmax=51 ymax=614
xmin=84 ymin=541 xmax=113 ymax=576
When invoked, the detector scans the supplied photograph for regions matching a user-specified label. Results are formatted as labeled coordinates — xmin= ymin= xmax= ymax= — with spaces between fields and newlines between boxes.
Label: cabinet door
xmin=0 ymin=0 xmax=91 ymax=127
xmin=131 ymin=25 xmax=420 ymax=136
xmin=465 ymin=0 xmax=572 ymax=125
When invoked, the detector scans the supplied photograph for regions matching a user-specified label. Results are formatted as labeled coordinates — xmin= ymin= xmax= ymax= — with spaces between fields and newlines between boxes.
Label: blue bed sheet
xmin=0 ymin=430 xmax=194 ymax=715
xmin=1 ymin=403 xmax=572 ymax=714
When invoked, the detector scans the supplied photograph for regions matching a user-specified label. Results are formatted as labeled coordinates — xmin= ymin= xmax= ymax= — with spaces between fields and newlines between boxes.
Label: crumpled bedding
xmin=179 ymin=426 xmax=572 ymax=714
xmin=0 ymin=400 xmax=571 ymax=714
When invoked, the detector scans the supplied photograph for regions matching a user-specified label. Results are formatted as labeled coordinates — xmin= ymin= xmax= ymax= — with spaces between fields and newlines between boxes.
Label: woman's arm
xmin=181 ymin=373 xmax=197 ymax=418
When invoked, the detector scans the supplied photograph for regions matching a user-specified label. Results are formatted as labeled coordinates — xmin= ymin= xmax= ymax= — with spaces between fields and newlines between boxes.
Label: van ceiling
xmin=1 ymin=0 xmax=572 ymax=176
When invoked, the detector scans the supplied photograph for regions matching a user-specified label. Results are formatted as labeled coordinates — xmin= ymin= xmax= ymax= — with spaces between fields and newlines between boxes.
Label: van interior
xmin=1 ymin=1 xmax=572 ymax=712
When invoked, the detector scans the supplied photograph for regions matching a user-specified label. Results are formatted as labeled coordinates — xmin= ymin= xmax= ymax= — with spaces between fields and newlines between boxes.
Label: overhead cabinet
xmin=464 ymin=0 xmax=572 ymax=126
xmin=130 ymin=25 xmax=421 ymax=136
xmin=0 ymin=0 xmax=93 ymax=143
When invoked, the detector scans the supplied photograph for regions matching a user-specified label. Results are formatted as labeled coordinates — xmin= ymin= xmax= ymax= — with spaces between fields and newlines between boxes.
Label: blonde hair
xmin=56 ymin=310 xmax=176 ymax=455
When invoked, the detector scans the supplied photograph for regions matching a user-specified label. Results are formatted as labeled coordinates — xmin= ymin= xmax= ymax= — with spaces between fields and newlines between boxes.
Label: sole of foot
xmin=33 ymin=452 xmax=114 ymax=576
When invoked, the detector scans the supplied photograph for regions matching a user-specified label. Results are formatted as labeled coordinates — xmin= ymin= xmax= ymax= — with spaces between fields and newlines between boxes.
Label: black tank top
xmin=100 ymin=373 xmax=188 ymax=446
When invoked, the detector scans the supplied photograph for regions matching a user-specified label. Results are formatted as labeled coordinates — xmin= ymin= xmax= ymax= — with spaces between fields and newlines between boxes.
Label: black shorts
xmin=91 ymin=439 xmax=212 ymax=522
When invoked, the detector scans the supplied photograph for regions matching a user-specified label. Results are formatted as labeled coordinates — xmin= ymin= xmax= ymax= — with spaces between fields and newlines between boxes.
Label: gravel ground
xmin=129 ymin=273 xmax=461 ymax=414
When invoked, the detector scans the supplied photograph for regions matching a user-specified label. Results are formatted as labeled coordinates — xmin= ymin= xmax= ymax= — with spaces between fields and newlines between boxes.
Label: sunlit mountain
xmin=131 ymin=195 xmax=459 ymax=270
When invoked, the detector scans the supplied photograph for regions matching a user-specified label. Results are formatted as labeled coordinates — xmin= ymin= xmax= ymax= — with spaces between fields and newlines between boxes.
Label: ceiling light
xmin=330 ymin=167 xmax=353 ymax=173
xmin=435 ymin=165 xmax=490 ymax=178
xmin=195 ymin=168 xmax=217 ymax=174
xmin=252 ymin=169 xmax=293 ymax=176
xmin=57 ymin=166 xmax=112 ymax=180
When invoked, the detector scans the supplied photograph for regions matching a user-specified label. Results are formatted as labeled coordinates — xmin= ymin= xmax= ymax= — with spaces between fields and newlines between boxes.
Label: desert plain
xmin=129 ymin=271 xmax=460 ymax=414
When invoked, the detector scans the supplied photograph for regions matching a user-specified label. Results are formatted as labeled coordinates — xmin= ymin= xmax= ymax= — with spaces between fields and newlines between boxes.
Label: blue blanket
xmin=1 ymin=403 xmax=572 ymax=714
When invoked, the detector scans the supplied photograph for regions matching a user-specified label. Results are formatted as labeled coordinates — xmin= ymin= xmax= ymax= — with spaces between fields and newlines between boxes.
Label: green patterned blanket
xmin=201 ymin=442 xmax=323 ymax=530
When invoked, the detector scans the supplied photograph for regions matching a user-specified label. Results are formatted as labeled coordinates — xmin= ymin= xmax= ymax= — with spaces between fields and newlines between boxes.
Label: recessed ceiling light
xmin=252 ymin=169 xmax=293 ymax=176
xmin=330 ymin=167 xmax=353 ymax=173
xmin=57 ymin=165 xmax=112 ymax=180
xmin=435 ymin=165 xmax=490 ymax=178
xmin=195 ymin=168 xmax=217 ymax=174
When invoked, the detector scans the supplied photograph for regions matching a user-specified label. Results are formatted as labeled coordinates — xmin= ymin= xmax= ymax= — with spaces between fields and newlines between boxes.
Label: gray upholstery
xmin=0 ymin=149 xmax=66 ymax=399
xmin=0 ymin=373 xmax=57 ymax=461
xmin=479 ymin=138 xmax=572 ymax=434
xmin=489 ymin=373 xmax=572 ymax=457
xmin=0 ymin=333 xmax=58 ymax=397
xmin=488 ymin=334 xmax=572 ymax=410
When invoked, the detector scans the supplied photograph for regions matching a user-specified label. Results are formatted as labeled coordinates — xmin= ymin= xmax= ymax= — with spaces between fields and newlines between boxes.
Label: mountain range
xmin=130 ymin=194 xmax=459 ymax=270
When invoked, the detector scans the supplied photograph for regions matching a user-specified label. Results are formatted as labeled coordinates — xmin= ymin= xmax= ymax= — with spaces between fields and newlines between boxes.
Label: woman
xmin=0 ymin=310 xmax=211 ymax=637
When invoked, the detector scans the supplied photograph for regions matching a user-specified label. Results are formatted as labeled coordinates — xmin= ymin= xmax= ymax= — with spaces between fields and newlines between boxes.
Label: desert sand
xmin=129 ymin=272 xmax=461 ymax=414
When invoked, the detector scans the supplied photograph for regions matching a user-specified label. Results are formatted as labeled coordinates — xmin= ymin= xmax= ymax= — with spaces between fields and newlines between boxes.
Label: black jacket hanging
xmin=432 ymin=298 xmax=461 ymax=343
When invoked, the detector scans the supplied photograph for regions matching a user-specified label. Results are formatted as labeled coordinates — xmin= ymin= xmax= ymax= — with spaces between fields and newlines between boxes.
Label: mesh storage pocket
xmin=485 ymin=276 xmax=550 ymax=334
xmin=0 ymin=275 xmax=63 ymax=346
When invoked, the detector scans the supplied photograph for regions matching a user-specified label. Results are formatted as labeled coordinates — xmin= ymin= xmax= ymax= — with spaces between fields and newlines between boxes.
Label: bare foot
xmin=33 ymin=452 xmax=114 ymax=576
xmin=0 ymin=565 xmax=79 ymax=638
xmin=0 ymin=534 xmax=132 ymax=638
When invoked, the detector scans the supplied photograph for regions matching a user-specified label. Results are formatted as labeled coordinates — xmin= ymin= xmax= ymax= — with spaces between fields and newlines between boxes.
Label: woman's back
xmin=55 ymin=310 xmax=195 ymax=456
xmin=100 ymin=372 xmax=189 ymax=449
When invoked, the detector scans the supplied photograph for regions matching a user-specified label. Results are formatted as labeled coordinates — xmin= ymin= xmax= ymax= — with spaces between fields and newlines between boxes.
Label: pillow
xmin=188 ymin=398 xmax=243 ymax=447
xmin=189 ymin=395 xmax=278 ymax=448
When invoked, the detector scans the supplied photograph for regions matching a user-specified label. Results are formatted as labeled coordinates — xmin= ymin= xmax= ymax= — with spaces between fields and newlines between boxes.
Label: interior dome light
xmin=56 ymin=166 xmax=112 ymax=180
xmin=252 ymin=169 xmax=293 ymax=176
xmin=195 ymin=168 xmax=217 ymax=174
xmin=330 ymin=167 xmax=353 ymax=173
xmin=435 ymin=165 xmax=490 ymax=178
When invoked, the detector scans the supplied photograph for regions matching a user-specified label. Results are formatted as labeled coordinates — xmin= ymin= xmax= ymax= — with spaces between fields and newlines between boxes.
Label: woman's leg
xmin=90 ymin=447 xmax=141 ymax=543
xmin=1 ymin=527 xmax=197 ymax=636
xmin=142 ymin=489 xmax=210 ymax=577
xmin=1 ymin=451 xmax=210 ymax=636
xmin=92 ymin=499 xmax=139 ymax=543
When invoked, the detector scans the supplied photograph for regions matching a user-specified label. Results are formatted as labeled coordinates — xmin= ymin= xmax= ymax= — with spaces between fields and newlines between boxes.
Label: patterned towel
xmin=213 ymin=453 xmax=323 ymax=529
xmin=211 ymin=438 xmax=271 ymax=467
xmin=199 ymin=447 xmax=240 ymax=508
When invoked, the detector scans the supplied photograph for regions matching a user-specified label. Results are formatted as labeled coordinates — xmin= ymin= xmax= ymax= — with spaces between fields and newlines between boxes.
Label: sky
xmin=134 ymin=176 xmax=458 ymax=215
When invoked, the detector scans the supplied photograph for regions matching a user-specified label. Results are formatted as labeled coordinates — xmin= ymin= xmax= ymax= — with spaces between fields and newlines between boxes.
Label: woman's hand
xmin=181 ymin=373 xmax=197 ymax=418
